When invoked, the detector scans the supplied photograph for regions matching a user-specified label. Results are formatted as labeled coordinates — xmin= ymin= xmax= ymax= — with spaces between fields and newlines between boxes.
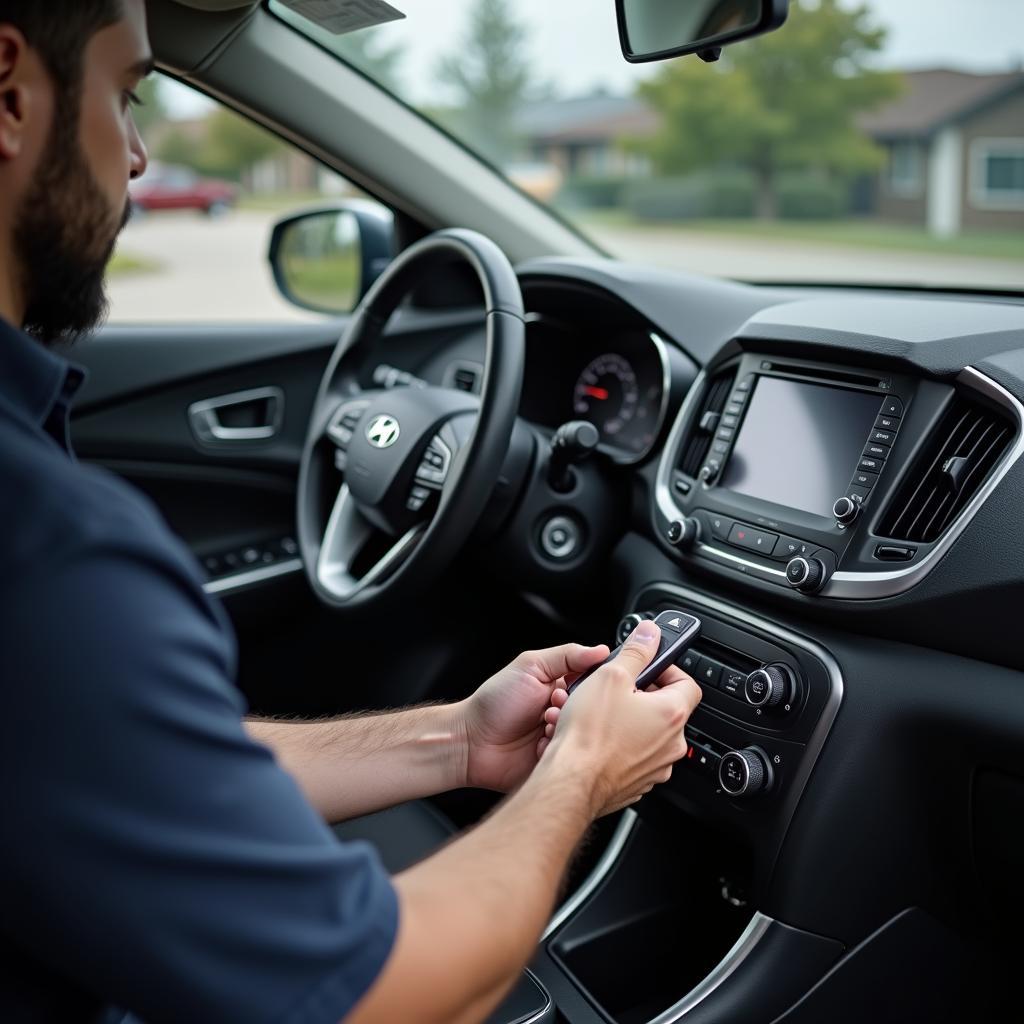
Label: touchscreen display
xmin=719 ymin=377 xmax=882 ymax=517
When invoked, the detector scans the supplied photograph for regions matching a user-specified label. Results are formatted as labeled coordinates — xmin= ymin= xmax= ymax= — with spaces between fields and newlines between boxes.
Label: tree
xmin=332 ymin=28 xmax=405 ymax=93
xmin=435 ymin=0 xmax=537 ymax=167
xmin=632 ymin=0 xmax=902 ymax=217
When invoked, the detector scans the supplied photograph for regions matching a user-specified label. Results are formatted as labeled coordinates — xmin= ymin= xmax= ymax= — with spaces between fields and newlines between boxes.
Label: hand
xmin=542 ymin=620 xmax=702 ymax=816
xmin=460 ymin=642 xmax=611 ymax=792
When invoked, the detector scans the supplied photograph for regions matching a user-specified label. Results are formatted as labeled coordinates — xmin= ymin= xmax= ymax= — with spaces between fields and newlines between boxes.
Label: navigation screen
xmin=719 ymin=377 xmax=882 ymax=517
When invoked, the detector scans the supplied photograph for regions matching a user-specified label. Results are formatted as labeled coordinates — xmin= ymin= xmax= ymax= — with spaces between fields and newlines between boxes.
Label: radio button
xmin=704 ymin=513 xmax=731 ymax=540
xmin=858 ymin=456 xmax=883 ymax=474
xmin=695 ymin=657 xmax=723 ymax=688
xmin=863 ymin=442 xmax=889 ymax=460
xmin=875 ymin=415 xmax=899 ymax=432
xmin=880 ymin=397 xmax=904 ymax=419
xmin=679 ymin=649 xmax=700 ymax=675
xmin=722 ymin=668 xmax=746 ymax=696
xmin=773 ymin=536 xmax=809 ymax=561
xmin=725 ymin=401 xmax=744 ymax=416
xmin=848 ymin=484 xmax=870 ymax=504
xmin=735 ymin=375 xmax=754 ymax=392
xmin=851 ymin=469 xmax=878 ymax=489
xmin=728 ymin=523 xmax=779 ymax=555
xmin=869 ymin=429 xmax=895 ymax=446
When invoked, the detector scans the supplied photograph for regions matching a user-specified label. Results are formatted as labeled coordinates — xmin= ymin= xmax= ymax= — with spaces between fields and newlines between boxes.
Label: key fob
xmin=567 ymin=610 xmax=702 ymax=696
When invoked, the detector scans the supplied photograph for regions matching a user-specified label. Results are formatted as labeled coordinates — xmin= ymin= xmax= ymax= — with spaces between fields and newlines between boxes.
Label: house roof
xmin=859 ymin=68 xmax=1024 ymax=140
xmin=515 ymin=93 xmax=658 ymax=144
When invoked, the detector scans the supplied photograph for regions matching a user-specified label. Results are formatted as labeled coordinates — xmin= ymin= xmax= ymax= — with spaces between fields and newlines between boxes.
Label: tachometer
xmin=573 ymin=353 xmax=639 ymax=438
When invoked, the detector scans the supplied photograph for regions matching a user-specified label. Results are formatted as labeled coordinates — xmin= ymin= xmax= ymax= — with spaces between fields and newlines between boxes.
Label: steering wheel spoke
xmin=317 ymin=484 xmax=425 ymax=600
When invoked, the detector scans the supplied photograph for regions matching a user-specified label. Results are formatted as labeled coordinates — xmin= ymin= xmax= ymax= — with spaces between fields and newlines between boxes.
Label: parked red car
xmin=129 ymin=163 xmax=237 ymax=215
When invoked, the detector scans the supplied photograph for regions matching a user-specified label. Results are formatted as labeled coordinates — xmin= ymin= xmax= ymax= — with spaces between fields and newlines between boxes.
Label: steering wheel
xmin=296 ymin=229 xmax=526 ymax=611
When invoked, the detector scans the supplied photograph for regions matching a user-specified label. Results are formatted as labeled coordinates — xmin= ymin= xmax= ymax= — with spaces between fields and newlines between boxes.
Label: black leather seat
xmin=331 ymin=799 xmax=457 ymax=873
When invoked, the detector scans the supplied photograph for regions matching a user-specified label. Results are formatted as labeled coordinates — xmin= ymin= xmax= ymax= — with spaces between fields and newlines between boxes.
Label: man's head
xmin=0 ymin=0 xmax=150 ymax=346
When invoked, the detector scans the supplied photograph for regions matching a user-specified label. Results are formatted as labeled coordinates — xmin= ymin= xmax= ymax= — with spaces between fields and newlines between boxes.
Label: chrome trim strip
xmin=655 ymin=366 xmax=1024 ymax=600
xmin=515 ymin=971 xmax=555 ymax=1024
xmin=822 ymin=365 xmax=1024 ymax=598
xmin=204 ymin=558 xmax=303 ymax=595
xmin=647 ymin=913 xmax=774 ymax=1023
xmin=541 ymin=808 xmax=638 ymax=940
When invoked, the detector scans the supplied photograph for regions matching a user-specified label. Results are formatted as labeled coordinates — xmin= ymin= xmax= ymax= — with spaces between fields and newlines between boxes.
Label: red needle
xmin=583 ymin=386 xmax=609 ymax=400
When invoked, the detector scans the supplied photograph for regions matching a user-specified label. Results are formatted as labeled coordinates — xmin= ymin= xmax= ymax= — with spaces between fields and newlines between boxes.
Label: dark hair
xmin=0 ymin=1 xmax=124 ymax=98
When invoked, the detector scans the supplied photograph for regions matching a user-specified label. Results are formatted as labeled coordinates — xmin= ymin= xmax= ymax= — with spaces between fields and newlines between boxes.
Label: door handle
xmin=188 ymin=386 xmax=284 ymax=445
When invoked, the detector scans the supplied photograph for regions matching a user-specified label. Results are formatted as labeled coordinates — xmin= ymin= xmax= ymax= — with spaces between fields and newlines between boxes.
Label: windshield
xmin=271 ymin=0 xmax=1024 ymax=292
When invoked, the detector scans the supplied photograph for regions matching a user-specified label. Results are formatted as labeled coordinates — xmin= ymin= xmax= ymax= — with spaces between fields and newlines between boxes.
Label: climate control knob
xmin=744 ymin=664 xmax=793 ymax=710
xmin=718 ymin=748 xmax=773 ymax=798
xmin=786 ymin=556 xmax=828 ymax=594
xmin=832 ymin=496 xmax=859 ymax=526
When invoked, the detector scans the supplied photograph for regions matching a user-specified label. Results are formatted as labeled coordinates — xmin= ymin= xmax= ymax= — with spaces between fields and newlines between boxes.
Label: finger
xmin=610 ymin=621 xmax=661 ymax=683
xmin=543 ymin=706 xmax=560 ymax=726
xmin=544 ymin=722 xmax=555 ymax=738
xmin=537 ymin=735 xmax=550 ymax=758
xmin=550 ymin=687 xmax=569 ymax=709
xmin=649 ymin=664 xmax=686 ymax=689
xmin=516 ymin=643 xmax=610 ymax=683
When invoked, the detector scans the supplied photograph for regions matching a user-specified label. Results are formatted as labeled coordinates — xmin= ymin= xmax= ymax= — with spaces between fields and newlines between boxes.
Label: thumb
xmin=612 ymin=619 xmax=661 ymax=682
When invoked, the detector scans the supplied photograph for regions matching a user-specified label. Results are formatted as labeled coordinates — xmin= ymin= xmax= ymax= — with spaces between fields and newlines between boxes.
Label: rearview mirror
xmin=268 ymin=202 xmax=394 ymax=315
xmin=616 ymin=0 xmax=788 ymax=63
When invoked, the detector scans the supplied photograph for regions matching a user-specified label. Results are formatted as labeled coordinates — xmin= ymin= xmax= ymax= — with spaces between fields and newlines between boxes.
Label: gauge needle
xmin=583 ymin=386 xmax=609 ymax=400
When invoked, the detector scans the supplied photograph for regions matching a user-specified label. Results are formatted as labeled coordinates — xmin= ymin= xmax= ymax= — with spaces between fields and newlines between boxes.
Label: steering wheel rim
xmin=296 ymin=228 xmax=526 ymax=611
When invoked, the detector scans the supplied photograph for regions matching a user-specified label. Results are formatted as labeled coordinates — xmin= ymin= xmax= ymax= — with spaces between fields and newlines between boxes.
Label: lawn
xmin=108 ymin=251 xmax=161 ymax=277
xmin=577 ymin=211 xmax=1024 ymax=262
xmin=237 ymin=190 xmax=328 ymax=213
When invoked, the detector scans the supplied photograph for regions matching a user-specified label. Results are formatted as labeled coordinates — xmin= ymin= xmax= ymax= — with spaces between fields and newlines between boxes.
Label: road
xmin=107 ymin=209 xmax=1023 ymax=325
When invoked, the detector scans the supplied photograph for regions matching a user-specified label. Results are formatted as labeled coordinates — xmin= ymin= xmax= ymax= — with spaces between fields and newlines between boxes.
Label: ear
xmin=0 ymin=26 xmax=33 ymax=161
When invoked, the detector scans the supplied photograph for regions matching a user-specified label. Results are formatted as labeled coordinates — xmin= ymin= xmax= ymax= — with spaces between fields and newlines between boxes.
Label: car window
xmin=109 ymin=75 xmax=362 ymax=324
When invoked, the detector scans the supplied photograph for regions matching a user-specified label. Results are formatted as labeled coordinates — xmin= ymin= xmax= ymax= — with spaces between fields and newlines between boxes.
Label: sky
xmin=164 ymin=0 xmax=1024 ymax=116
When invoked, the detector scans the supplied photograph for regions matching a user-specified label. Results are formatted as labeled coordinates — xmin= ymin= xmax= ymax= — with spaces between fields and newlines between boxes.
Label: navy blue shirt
xmin=0 ymin=319 xmax=398 ymax=1023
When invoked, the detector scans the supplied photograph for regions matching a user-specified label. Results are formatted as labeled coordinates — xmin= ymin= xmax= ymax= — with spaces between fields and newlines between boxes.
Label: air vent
xmin=877 ymin=394 xmax=1014 ymax=543
xmin=678 ymin=370 xmax=736 ymax=478
xmin=451 ymin=363 xmax=481 ymax=393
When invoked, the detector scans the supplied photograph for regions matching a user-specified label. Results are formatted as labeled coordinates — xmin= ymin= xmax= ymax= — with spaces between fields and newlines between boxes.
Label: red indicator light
xmin=687 ymin=746 xmax=695 ymax=759
xmin=737 ymin=531 xmax=746 ymax=539
xmin=583 ymin=386 xmax=609 ymax=400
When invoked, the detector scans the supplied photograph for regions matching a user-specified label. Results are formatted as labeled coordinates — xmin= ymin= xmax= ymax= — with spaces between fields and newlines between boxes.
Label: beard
xmin=14 ymin=103 xmax=131 ymax=348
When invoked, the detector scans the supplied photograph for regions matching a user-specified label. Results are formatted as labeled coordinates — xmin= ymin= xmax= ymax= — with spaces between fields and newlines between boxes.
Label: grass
xmin=577 ymin=210 xmax=1024 ymax=262
xmin=108 ymin=250 xmax=161 ymax=277
xmin=237 ymin=190 xmax=327 ymax=213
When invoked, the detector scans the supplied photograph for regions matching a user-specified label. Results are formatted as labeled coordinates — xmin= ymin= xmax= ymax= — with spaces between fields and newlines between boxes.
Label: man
xmin=0 ymin=2 xmax=701 ymax=1022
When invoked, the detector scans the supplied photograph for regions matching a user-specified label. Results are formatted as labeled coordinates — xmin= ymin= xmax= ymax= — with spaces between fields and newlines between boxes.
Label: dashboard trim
xmin=655 ymin=365 xmax=1024 ymax=600
xmin=204 ymin=558 xmax=303 ymax=595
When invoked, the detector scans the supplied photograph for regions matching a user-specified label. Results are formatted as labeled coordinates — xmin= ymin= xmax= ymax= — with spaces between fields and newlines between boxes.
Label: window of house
xmin=108 ymin=74 xmax=368 ymax=324
xmin=970 ymin=139 xmax=1024 ymax=210
xmin=887 ymin=141 xmax=922 ymax=197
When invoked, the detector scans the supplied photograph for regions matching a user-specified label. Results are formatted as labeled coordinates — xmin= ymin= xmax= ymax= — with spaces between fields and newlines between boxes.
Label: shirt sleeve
xmin=0 ymin=532 xmax=398 ymax=1024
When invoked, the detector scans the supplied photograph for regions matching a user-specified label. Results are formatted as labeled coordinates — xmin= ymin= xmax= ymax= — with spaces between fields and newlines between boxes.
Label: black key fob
xmin=567 ymin=610 xmax=702 ymax=696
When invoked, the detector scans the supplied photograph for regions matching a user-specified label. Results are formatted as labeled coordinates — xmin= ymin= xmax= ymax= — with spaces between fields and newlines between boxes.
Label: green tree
xmin=632 ymin=0 xmax=902 ymax=217
xmin=333 ymin=28 xmax=405 ymax=93
xmin=435 ymin=0 xmax=536 ymax=167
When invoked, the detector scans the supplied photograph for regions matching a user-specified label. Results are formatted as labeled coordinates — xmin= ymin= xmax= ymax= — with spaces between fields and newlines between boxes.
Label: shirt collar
xmin=0 ymin=316 xmax=87 ymax=454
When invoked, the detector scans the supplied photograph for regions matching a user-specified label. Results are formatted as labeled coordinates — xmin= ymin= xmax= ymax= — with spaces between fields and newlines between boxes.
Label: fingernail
xmin=633 ymin=620 xmax=659 ymax=642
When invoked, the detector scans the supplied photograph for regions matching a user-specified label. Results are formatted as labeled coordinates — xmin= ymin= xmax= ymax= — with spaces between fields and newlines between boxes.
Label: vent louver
xmin=679 ymin=370 xmax=736 ymax=478
xmin=877 ymin=394 xmax=1013 ymax=543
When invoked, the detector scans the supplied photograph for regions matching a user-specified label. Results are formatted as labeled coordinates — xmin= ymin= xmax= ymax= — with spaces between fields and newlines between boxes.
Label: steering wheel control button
xmin=728 ymin=523 xmax=778 ymax=555
xmin=406 ymin=485 xmax=431 ymax=512
xmin=415 ymin=436 xmax=453 ymax=489
xmin=719 ymin=749 xmax=772 ymax=798
xmin=540 ymin=515 xmax=581 ymax=560
xmin=786 ymin=556 xmax=828 ymax=594
xmin=832 ymin=496 xmax=860 ymax=526
xmin=744 ymin=665 xmax=792 ymax=710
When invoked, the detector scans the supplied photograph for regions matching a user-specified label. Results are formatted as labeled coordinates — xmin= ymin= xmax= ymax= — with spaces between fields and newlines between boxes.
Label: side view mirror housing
xmin=268 ymin=201 xmax=394 ymax=315
xmin=616 ymin=0 xmax=788 ymax=64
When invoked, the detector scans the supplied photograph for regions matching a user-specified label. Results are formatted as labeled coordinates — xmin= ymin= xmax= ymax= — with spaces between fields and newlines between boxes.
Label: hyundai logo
xmin=366 ymin=415 xmax=400 ymax=449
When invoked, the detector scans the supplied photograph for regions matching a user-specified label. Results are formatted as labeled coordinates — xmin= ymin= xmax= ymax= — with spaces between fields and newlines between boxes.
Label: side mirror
xmin=268 ymin=202 xmax=394 ymax=315
xmin=616 ymin=0 xmax=788 ymax=64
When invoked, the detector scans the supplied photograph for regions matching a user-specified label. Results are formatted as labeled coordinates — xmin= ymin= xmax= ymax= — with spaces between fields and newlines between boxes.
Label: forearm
xmin=245 ymin=702 xmax=469 ymax=822
xmin=348 ymin=746 xmax=597 ymax=1024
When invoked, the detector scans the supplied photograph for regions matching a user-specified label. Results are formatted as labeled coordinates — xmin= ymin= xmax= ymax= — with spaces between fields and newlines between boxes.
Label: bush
xmin=777 ymin=173 xmax=849 ymax=219
xmin=623 ymin=170 xmax=755 ymax=220
xmin=556 ymin=176 xmax=628 ymax=210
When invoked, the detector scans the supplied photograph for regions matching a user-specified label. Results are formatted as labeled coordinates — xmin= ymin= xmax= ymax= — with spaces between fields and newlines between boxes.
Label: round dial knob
xmin=666 ymin=517 xmax=701 ymax=550
xmin=786 ymin=556 xmax=827 ymax=594
xmin=718 ymin=748 xmax=772 ymax=798
xmin=832 ymin=496 xmax=859 ymax=525
xmin=744 ymin=664 xmax=792 ymax=710
xmin=616 ymin=611 xmax=654 ymax=644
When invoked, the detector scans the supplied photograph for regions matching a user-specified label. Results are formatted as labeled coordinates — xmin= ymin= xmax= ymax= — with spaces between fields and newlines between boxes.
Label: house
xmin=859 ymin=69 xmax=1024 ymax=236
xmin=514 ymin=92 xmax=656 ymax=179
